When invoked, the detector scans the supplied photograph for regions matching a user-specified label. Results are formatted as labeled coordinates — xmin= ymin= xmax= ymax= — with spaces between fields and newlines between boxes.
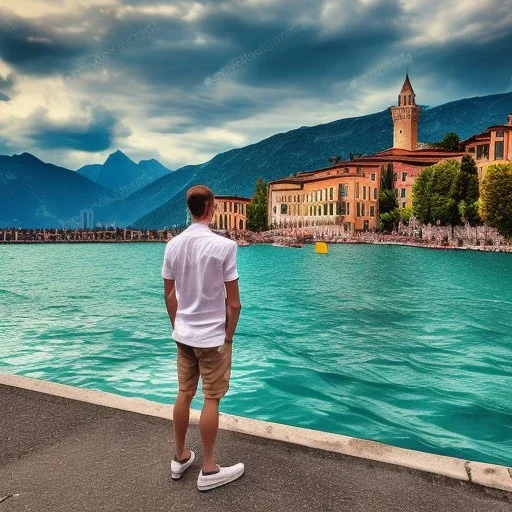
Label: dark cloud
xmin=0 ymin=19 xmax=88 ymax=75
xmin=27 ymin=106 xmax=122 ymax=152
xmin=0 ymin=0 xmax=511 ymax=165
xmin=0 ymin=72 xmax=15 ymax=101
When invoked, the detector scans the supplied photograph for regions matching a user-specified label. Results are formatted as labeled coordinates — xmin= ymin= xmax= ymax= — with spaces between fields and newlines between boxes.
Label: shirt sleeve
xmin=161 ymin=244 xmax=175 ymax=280
xmin=223 ymin=243 xmax=239 ymax=282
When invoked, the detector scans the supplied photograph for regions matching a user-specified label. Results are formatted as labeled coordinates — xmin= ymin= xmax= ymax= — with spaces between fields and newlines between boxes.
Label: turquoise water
xmin=1 ymin=243 xmax=511 ymax=466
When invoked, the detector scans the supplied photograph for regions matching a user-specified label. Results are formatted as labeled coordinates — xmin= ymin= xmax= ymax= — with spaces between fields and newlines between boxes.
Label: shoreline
xmin=1 ymin=237 xmax=511 ymax=253
xmin=1 ymin=373 xmax=511 ymax=494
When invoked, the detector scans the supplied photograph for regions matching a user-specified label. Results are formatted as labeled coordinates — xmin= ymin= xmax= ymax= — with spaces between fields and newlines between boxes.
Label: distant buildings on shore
xmin=210 ymin=195 xmax=251 ymax=231
xmin=0 ymin=228 xmax=175 ymax=243
xmin=267 ymin=74 xmax=512 ymax=232
xmin=461 ymin=114 xmax=512 ymax=181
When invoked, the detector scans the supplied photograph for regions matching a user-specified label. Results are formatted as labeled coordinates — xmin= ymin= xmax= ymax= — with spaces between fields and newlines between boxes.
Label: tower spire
xmin=391 ymin=73 xmax=420 ymax=150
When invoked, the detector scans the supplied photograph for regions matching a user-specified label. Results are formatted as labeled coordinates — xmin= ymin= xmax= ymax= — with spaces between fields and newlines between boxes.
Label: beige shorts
xmin=175 ymin=341 xmax=232 ymax=399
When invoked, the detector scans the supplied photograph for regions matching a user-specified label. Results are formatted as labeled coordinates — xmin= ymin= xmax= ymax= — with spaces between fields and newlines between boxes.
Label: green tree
xmin=378 ymin=163 xmax=398 ymax=231
xmin=480 ymin=163 xmax=512 ymax=239
xmin=379 ymin=209 xmax=399 ymax=231
xmin=412 ymin=159 xmax=460 ymax=226
xmin=247 ymin=178 xmax=268 ymax=232
xmin=437 ymin=132 xmax=460 ymax=152
xmin=399 ymin=206 xmax=413 ymax=225
xmin=453 ymin=155 xmax=480 ymax=225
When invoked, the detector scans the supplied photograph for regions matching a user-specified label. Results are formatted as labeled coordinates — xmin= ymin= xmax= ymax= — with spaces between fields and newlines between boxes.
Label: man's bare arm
xmin=163 ymin=279 xmax=178 ymax=328
xmin=225 ymin=279 xmax=241 ymax=342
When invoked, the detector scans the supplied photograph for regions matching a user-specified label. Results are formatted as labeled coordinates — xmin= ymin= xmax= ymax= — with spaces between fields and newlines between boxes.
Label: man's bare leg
xmin=200 ymin=398 xmax=220 ymax=472
xmin=173 ymin=390 xmax=194 ymax=460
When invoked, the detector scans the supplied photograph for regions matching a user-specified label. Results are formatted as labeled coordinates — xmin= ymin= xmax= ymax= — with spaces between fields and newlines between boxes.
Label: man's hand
xmin=225 ymin=279 xmax=241 ymax=342
xmin=163 ymin=279 xmax=178 ymax=328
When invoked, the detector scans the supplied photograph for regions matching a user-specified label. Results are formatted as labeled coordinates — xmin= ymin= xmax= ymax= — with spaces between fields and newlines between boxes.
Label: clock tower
xmin=391 ymin=74 xmax=420 ymax=150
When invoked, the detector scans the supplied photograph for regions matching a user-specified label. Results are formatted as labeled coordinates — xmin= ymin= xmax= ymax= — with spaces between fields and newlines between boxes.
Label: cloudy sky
xmin=0 ymin=0 xmax=511 ymax=170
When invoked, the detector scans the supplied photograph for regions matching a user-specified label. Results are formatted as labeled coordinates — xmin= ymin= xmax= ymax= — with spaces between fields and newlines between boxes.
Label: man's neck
xmin=191 ymin=219 xmax=210 ymax=226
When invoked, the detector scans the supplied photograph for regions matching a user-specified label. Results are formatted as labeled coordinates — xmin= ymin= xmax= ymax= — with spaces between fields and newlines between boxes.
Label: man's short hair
xmin=187 ymin=185 xmax=214 ymax=218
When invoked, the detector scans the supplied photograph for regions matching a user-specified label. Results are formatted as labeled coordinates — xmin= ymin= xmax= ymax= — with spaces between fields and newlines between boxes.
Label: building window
xmin=400 ymin=189 xmax=406 ymax=198
xmin=402 ymin=202 xmax=406 ymax=208
xmin=338 ymin=184 xmax=348 ymax=198
xmin=234 ymin=203 xmax=238 ymax=213
xmin=346 ymin=202 xmax=350 ymax=215
xmin=355 ymin=183 xmax=360 ymax=199
xmin=281 ymin=204 xmax=287 ymax=214
xmin=370 ymin=205 xmax=375 ymax=217
xmin=323 ymin=204 xmax=328 ymax=215
xmin=373 ymin=188 xmax=378 ymax=200
xmin=495 ymin=140 xmax=504 ymax=160
xmin=371 ymin=173 xmax=376 ymax=181
xmin=477 ymin=144 xmax=489 ymax=160
xmin=402 ymin=172 xmax=407 ymax=181
xmin=229 ymin=202 xmax=232 ymax=212
xmin=363 ymin=186 xmax=367 ymax=200
xmin=496 ymin=130 xmax=504 ymax=138
xmin=224 ymin=202 xmax=227 ymax=212
xmin=272 ymin=206 xmax=276 ymax=214
xmin=329 ymin=203 xmax=334 ymax=215
xmin=362 ymin=203 xmax=365 ymax=216
xmin=468 ymin=146 xmax=475 ymax=153
xmin=356 ymin=202 xmax=361 ymax=217
xmin=329 ymin=187 xmax=333 ymax=200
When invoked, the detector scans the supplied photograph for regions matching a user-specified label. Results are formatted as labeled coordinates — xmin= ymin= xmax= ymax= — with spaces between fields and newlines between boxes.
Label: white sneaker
xmin=197 ymin=463 xmax=245 ymax=491
xmin=171 ymin=450 xmax=196 ymax=480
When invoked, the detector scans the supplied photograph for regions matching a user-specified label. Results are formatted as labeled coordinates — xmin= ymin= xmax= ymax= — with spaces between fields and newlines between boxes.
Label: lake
xmin=1 ymin=242 xmax=511 ymax=466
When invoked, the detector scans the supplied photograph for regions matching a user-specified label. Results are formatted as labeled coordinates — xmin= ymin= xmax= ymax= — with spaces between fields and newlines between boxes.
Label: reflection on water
xmin=1 ymin=243 xmax=511 ymax=466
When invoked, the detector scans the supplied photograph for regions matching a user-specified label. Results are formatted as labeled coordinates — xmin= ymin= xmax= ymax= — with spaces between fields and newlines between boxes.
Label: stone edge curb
xmin=1 ymin=373 xmax=511 ymax=493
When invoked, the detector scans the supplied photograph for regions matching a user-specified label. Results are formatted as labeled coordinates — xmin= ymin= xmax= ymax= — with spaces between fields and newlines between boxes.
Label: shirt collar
xmin=187 ymin=222 xmax=211 ymax=230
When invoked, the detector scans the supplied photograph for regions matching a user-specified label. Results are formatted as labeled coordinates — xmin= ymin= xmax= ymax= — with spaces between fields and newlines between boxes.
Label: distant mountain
xmin=0 ymin=153 xmax=109 ymax=228
xmin=97 ymin=165 xmax=199 ymax=227
xmin=76 ymin=150 xmax=172 ymax=192
xmin=133 ymin=91 xmax=512 ymax=228
xmin=2 ymin=91 xmax=511 ymax=229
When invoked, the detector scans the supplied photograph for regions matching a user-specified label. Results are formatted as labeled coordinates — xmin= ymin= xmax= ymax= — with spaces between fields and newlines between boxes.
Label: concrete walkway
xmin=0 ymin=383 xmax=510 ymax=512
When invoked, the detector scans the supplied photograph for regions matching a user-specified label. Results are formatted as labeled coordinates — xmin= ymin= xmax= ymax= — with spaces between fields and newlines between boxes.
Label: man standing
xmin=162 ymin=185 xmax=244 ymax=491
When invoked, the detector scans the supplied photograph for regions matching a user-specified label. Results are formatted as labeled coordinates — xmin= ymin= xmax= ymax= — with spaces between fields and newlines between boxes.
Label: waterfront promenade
xmin=1 ymin=377 xmax=511 ymax=512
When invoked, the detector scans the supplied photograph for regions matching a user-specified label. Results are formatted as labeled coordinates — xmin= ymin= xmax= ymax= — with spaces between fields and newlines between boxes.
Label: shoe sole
xmin=197 ymin=468 xmax=244 ymax=491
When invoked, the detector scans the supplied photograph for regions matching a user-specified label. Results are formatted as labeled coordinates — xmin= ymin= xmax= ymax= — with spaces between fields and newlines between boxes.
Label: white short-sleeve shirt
xmin=162 ymin=222 xmax=239 ymax=348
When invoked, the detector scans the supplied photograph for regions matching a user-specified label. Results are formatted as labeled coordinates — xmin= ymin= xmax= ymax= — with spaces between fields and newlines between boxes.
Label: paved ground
xmin=0 ymin=384 xmax=510 ymax=512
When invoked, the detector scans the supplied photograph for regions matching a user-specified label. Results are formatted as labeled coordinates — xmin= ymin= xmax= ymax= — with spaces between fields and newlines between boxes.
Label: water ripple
xmin=0 ymin=243 xmax=511 ymax=466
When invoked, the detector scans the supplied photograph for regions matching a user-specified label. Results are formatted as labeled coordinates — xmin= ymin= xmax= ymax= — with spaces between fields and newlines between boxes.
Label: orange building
xmin=269 ymin=164 xmax=381 ymax=232
xmin=461 ymin=114 xmax=512 ymax=181
xmin=212 ymin=195 xmax=251 ymax=231
xmin=268 ymin=74 xmax=464 ymax=231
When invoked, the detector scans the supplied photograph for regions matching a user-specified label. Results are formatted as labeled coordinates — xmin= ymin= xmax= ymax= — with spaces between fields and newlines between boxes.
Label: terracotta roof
xmin=269 ymin=146 xmax=464 ymax=185
xmin=215 ymin=195 xmax=251 ymax=202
